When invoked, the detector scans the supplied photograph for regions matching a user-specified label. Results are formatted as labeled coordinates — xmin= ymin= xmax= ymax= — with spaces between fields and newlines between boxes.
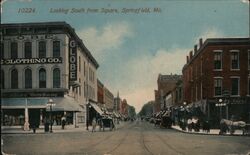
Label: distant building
xmin=154 ymin=74 xmax=182 ymax=112
xmin=103 ymin=86 xmax=114 ymax=111
xmin=97 ymin=79 xmax=104 ymax=104
xmin=121 ymin=99 xmax=128 ymax=116
xmin=1 ymin=22 xmax=99 ymax=129
xmin=182 ymin=38 xmax=250 ymax=125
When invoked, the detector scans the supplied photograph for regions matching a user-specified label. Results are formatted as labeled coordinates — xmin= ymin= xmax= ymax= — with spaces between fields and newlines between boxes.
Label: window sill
xmin=230 ymin=95 xmax=240 ymax=97
xmin=213 ymin=69 xmax=222 ymax=71
xmin=230 ymin=69 xmax=240 ymax=71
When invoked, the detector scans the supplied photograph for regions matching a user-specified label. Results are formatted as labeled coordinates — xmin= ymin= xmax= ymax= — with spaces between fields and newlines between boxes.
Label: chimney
xmin=194 ymin=45 xmax=198 ymax=53
xmin=199 ymin=38 xmax=203 ymax=48
xmin=189 ymin=50 xmax=193 ymax=59
xmin=186 ymin=55 xmax=189 ymax=63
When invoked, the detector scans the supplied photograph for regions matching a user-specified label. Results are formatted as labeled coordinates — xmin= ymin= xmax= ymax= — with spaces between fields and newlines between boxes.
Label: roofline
xmin=182 ymin=37 xmax=250 ymax=71
xmin=1 ymin=21 xmax=99 ymax=68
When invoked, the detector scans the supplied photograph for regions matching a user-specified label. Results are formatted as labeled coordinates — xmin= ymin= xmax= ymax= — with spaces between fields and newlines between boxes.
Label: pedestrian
xmin=61 ymin=116 xmax=66 ymax=129
xmin=92 ymin=117 xmax=97 ymax=132
xmin=32 ymin=123 xmax=37 ymax=133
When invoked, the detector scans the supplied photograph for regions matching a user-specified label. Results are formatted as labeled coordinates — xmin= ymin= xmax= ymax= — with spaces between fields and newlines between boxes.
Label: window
xmin=1 ymin=70 xmax=4 ymax=89
xmin=231 ymin=51 xmax=239 ymax=69
xmin=248 ymin=78 xmax=250 ymax=95
xmin=79 ymin=56 xmax=81 ymax=72
xmin=53 ymin=41 xmax=60 ymax=57
xmin=38 ymin=41 xmax=46 ymax=58
xmin=248 ymin=50 xmax=250 ymax=70
xmin=11 ymin=42 xmax=18 ymax=59
xmin=24 ymin=68 xmax=32 ymax=88
xmin=231 ymin=77 xmax=239 ymax=96
xmin=24 ymin=42 xmax=32 ymax=58
xmin=214 ymin=51 xmax=222 ymax=70
xmin=0 ymin=42 xmax=4 ymax=58
xmin=39 ymin=68 xmax=46 ymax=88
xmin=214 ymin=78 xmax=222 ymax=96
xmin=11 ymin=69 xmax=18 ymax=89
xmin=53 ymin=68 xmax=60 ymax=88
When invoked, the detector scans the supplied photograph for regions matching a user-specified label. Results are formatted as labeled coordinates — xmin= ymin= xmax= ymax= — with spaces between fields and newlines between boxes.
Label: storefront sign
xmin=1 ymin=57 xmax=62 ymax=65
xmin=2 ymin=92 xmax=64 ymax=98
xmin=69 ymin=39 xmax=77 ymax=81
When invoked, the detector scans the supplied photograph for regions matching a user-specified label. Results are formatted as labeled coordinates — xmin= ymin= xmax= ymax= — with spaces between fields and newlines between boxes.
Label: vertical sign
xmin=69 ymin=39 xmax=77 ymax=81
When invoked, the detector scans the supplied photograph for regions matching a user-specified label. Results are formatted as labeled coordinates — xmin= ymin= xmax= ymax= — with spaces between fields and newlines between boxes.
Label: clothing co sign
xmin=69 ymin=39 xmax=77 ymax=81
xmin=1 ymin=57 xmax=62 ymax=65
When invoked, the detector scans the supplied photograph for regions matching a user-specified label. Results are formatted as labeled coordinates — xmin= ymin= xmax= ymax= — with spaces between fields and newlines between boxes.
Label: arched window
xmin=25 ymin=68 xmax=32 ymax=88
xmin=53 ymin=68 xmax=60 ymax=88
xmin=53 ymin=41 xmax=60 ymax=57
xmin=24 ymin=42 xmax=32 ymax=58
xmin=11 ymin=42 xmax=18 ymax=59
xmin=1 ymin=70 xmax=4 ymax=89
xmin=38 ymin=41 xmax=46 ymax=58
xmin=11 ymin=69 xmax=18 ymax=89
xmin=39 ymin=68 xmax=46 ymax=88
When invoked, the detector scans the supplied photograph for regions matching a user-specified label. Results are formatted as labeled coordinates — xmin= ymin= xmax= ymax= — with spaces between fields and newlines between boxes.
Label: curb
xmin=171 ymin=127 xmax=249 ymax=137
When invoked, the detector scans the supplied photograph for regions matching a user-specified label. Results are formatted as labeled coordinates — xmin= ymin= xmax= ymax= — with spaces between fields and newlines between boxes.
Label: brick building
xmin=182 ymin=38 xmax=250 ymax=125
xmin=97 ymin=79 xmax=104 ymax=104
xmin=154 ymin=74 xmax=182 ymax=113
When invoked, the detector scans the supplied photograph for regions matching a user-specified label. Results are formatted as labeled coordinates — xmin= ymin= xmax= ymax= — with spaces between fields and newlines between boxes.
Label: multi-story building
xmin=103 ymin=86 xmax=114 ymax=111
xmin=182 ymin=38 xmax=250 ymax=125
xmin=1 ymin=22 xmax=99 ymax=129
xmin=154 ymin=74 xmax=182 ymax=112
xmin=97 ymin=79 xmax=104 ymax=105
xmin=121 ymin=99 xmax=128 ymax=116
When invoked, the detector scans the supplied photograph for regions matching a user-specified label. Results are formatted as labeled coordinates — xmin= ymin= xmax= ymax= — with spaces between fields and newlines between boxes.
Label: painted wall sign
xmin=69 ymin=39 xmax=77 ymax=81
xmin=1 ymin=57 xmax=62 ymax=65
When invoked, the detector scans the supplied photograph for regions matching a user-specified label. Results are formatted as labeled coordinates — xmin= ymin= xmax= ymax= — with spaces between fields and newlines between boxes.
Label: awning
xmin=1 ymin=98 xmax=48 ymax=109
xmin=89 ymin=102 xmax=104 ymax=115
xmin=46 ymin=96 xmax=83 ymax=112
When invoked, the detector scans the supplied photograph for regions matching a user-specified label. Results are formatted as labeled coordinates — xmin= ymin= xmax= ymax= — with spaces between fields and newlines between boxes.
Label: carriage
xmin=99 ymin=116 xmax=115 ymax=131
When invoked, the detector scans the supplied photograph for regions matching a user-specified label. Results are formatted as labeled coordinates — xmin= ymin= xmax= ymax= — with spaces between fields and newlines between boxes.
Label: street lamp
xmin=47 ymin=99 xmax=55 ymax=133
xmin=86 ymin=103 xmax=91 ymax=130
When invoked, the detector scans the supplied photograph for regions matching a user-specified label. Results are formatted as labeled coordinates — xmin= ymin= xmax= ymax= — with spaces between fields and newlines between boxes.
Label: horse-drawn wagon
xmin=99 ymin=116 xmax=115 ymax=131
xmin=220 ymin=119 xmax=249 ymax=135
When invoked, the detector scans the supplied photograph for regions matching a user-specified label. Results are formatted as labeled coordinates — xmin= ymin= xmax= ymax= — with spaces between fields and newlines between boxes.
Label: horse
xmin=219 ymin=119 xmax=246 ymax=135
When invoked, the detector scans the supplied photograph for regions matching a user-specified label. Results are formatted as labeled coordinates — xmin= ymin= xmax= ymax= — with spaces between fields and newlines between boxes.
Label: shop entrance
xmin=29 ymin=109 xmax=41 ymax=128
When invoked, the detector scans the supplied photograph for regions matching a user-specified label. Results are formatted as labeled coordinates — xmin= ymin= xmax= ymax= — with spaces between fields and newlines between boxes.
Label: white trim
xmin=213 ymin=50 xmax=223 ymax=53
xmin=213 ymin=76 xmax=223 ymax=79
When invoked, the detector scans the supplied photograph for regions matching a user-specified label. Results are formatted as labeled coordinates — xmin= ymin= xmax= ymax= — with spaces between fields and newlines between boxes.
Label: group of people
xmin=179 ymin=116 xmax=210 ymax=133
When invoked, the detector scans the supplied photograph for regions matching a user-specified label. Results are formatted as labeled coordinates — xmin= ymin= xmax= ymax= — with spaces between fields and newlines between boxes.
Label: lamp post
xmin=86 ymin=102 xmax=91 ymax=130
xmin=183 ymin=102 xmax=187 ymax=120
xmin=47 ymin=99 xmax=55 ymax=133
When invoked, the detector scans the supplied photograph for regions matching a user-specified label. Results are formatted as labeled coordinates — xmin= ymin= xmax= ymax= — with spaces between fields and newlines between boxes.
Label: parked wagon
xmin=99 ymin=116 xmax=115 ymax=131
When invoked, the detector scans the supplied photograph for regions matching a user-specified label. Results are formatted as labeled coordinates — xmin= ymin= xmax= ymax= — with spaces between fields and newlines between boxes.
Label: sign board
xmin=1 ymin=57 xmax=62 ymax=65
xmin=69 ymin=39 xmax=77 ymax=81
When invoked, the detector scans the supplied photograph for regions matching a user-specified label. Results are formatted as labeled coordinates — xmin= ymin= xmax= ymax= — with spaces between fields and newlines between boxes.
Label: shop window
xmin=3 ymin=109 xmax=25 ymax=126
xmin=24 ymin=42 xmax=32 ymax=58
xmin=231 ymin=78 xmax=239 ymax=96
xmin=38 ymin=41 xmax=46 ymax=58
xmin=214 ymin=78 xmax=222 ymax=96
xmin=53 ymin=41 xmax=60 ymax=57
xmin=11 ymin=69 xmax=18 ymax=89
xmin=53 ymin=68 xmax=60 ymax=88
xmin=11 ymin=42 xmax=18 ymax=59
xmin=39 ymin=68 xmax=46 ymax=88
xmin=25 ymin=68 xmax=32 ymax=88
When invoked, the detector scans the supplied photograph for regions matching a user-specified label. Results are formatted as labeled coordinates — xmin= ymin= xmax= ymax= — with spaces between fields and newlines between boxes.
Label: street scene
xmin=1 ymin=0 xmax=250 ymax=155
xmin=2 ymin=121 xmax=250 ymax=155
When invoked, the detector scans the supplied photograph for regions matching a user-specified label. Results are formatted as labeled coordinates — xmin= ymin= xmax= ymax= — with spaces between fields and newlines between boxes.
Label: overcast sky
xmin=2 ymin=0 xmax=249 ymax=112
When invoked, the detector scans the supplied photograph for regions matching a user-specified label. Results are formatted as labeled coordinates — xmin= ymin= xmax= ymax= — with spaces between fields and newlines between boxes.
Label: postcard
xmin=1 ymin=0 xmax=250 ymax=155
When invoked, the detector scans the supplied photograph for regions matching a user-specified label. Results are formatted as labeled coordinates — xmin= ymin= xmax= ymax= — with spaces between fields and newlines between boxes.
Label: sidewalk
xmin=1 ymin=121 xmax=127 ymax=134
xmin=171 ymin=125 xmax=245 ymax=136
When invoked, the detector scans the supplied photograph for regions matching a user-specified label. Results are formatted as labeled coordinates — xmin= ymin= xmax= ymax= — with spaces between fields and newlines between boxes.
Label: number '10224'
xmin=18 ymin=8 xmax=35 ymax=13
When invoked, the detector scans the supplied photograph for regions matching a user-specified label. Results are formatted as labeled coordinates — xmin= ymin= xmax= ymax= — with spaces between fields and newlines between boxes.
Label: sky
xmin=1 ymin=0 xmax=249 ymax=113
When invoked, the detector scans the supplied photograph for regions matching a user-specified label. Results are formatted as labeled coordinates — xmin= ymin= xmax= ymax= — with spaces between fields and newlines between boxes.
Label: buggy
xmin=99 ymin=116 xmax=115 ymax=131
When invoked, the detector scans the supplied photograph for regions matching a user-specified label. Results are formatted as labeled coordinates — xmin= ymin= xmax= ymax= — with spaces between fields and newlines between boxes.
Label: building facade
xmin=154 ymin=74 xmax=182 ymax=112
xmin=114 ymin=92 xmax=122 ymax=112
xmin=103 ymin=86 xmax=114 ymax=111
xmin=182 ymin=38 xmax=250 ymax=126
xmin=1 ymin=22 xmax=99 ymax=129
